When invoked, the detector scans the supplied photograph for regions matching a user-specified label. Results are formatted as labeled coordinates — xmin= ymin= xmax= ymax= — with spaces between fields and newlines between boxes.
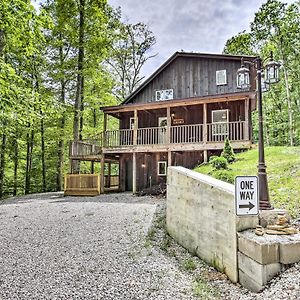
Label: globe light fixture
xmin=237 ymin=55 xmax=280 ymax=210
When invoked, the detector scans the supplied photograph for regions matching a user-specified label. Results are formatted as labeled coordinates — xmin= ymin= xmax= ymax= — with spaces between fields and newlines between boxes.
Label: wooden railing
xmin=207 ymin=121 xmax=245 ymax=142
xmin=171 ymin=124 xmax=203 ymax=143
xmin=64 ymin=174 xmax=100 ymax=196
xmin=69 ymin=121 xmax=247 ymax=156
xmin=104 ymin=175 xmax=119 ymax=188
xmin=70 ymin=140 xmax=102 ymax=157
xmin=137 ymin=127 xmax=165 ymax=145
xmin=104 ymin=129 xmax=133 ymax=147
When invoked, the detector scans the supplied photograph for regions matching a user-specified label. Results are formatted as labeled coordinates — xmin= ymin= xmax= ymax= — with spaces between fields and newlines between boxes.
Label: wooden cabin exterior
xmin=66 ymin=52 xmax=257 ymax=195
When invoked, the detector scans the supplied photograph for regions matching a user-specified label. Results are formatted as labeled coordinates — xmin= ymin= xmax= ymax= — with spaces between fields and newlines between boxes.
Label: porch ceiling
xmin=101 ymin=91 xmax=255 ymax=118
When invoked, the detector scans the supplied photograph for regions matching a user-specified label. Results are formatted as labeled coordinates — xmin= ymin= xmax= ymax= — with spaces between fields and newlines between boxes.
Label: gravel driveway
xmin=0 ymin=192 xmax=299 ymax=300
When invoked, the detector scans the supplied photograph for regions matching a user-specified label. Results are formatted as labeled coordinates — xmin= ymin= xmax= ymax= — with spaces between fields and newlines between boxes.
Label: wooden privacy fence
xmin=64 ymin=174 xmax=100 ymax=196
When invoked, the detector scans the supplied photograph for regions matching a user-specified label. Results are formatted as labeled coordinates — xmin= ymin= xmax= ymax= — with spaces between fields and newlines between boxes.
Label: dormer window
xmin=216 ymin=70 xmax=227 ymax=85
xmin=155 ymin=89 xmax=173 ymax=101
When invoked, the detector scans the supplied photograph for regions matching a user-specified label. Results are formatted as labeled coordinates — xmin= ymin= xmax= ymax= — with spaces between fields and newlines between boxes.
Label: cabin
xmin=65 ymin=52 xmax=257 ymax=196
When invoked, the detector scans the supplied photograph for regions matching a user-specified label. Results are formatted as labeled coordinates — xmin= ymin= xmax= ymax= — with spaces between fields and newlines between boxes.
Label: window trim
xmin=216 ymin=69 xmax=227 ymax=86
xmin=157 ymin=161 xmax=167 ymax=176
xmin=155 ymin=89 xmax=174 ymax=101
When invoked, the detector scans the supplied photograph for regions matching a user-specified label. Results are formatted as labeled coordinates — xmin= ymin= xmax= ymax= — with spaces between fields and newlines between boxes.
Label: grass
xmin=182 ymin=258 xmax=197 ymax=272
xmin=194 ymin=146 xmax=300 ymax=218
xmin=193 ymin=275 xmax=220 ymax=299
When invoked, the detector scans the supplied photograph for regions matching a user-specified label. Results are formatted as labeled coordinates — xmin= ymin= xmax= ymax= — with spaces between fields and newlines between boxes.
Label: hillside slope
xmin=194 ymin=146 xmax=300 ymax=218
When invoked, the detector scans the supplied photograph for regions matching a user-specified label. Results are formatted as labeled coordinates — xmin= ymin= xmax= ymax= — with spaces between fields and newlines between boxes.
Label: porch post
xmin=103 ymin=113 xmax=107 ymax=147
xmin=133 ymin=110 xmax=138 ymax=145
xmin=244 ymin=98 xmax=250 ymax=141
xmin=107 ymin=162 xmax=111 ymax=188
xmin=203 ymin=103 xmax=207 ymax=143
xmin=132 ymin=152 xmax=137 ymax=194
xmin=168 ymin=151 xmax=172 ymax=167
xmin=166 ymin=106 xmax=171 ymax=144
xmin=100 ymin=154 xmax=105 ymax=194
xmin=203 ymin=103 xmax=208 ymax=163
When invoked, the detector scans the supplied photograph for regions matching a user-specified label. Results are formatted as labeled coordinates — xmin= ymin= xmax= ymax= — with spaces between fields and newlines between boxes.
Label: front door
xmin=158 ymin=117 xmax=167 ymax=144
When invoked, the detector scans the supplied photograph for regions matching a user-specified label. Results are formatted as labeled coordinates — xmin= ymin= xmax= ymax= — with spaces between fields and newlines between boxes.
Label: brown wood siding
xmin=120 ymin=151 xmax=206 ymax=191
xmin=130 ymin=57 xmax=249 ymax=104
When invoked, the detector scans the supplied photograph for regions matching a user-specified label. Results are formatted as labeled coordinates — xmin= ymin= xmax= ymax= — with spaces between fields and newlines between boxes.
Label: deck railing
xmin=70 ymin=139 xmax=102 ymax=157
xmin=207 ymin=121 xmax=245 ymax=142
xmin=171 ymin=124 xmax=203 ymax=143
xmin=70 ymin=121 xmax=247 ymax=156
xmin=64 ymin=174 xmax=100 ymax=196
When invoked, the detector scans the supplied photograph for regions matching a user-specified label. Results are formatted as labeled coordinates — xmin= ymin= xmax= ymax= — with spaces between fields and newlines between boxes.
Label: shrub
xmin=214 ymin=170 xmax=235 ymax=184
xmin=209 ymin=156 xmax=228 ymax=170
xmin=221 ymin=138 xmax=235 ymax=163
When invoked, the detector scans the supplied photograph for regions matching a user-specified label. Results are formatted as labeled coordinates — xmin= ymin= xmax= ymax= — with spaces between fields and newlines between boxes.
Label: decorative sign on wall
xmin=173 ymin=118 xmax=185 ymax=125
xmin=155 ymin=89 xmax=174 ymax=101
xmin=216 ymin=69 xmax=227 ymax=85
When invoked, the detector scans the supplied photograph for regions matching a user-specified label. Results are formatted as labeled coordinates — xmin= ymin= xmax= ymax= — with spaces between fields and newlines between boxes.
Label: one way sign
xmin=235 ymin=176 xmax=258 ymax=216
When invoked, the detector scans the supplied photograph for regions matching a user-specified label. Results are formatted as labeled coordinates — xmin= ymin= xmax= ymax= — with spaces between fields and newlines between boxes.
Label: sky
xmin=108 ymin=0 xmax=295 ymax=79
xmin=32 ymin=0 xmax=295 ymax=79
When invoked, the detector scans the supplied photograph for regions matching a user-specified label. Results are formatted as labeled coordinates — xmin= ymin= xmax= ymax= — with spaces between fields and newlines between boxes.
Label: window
xmin=129 ymin=117 xmax=136 ymax=129
xmin=155 ymin=89 xmax=173 ymax=101
xmin=157 ymin=161 xmax=167 ymax=176
xmin=212 ymin=109 xmax=229 ymax=136
xmin=216 ymin=70 xmax=227 ymax=85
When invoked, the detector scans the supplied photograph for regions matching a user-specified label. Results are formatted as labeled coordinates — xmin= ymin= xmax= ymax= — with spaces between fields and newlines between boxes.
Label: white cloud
xmin=108 ymin=0 xmax=296 ymax=78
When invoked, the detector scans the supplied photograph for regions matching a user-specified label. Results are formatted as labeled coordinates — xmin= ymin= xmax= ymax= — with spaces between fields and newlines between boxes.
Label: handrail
xmin=69 ymin=121 xmax=247 ymax=155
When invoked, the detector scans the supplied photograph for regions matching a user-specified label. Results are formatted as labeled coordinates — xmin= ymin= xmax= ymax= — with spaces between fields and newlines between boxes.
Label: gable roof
xmin=122 ymin=51 xmax=256 ymax=105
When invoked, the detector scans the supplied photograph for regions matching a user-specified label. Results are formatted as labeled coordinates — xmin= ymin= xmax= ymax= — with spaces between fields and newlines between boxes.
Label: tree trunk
xmin=73 ymin=0 xmax=85 ymax=141
xmin=72 ymin=0 xmax=85 ymax=172
xmin=279 ymin=45 xmax=294 ymax=146
xmin=56 ymin=83 xmax=66 ymax=191
xmin=25 ymin=129 xmax=34 ymax=194
xmin=41 ymin=117 xmax=46 ymax=192
xmin=0 ymin=29 xmax=4 ymax=57
xmin=13 ymin=130 xmax=18 ymax=196
xmin=0 ymin=132 xmax=6 ymax=198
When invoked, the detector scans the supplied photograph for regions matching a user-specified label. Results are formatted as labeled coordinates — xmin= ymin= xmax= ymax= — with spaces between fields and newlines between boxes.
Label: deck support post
xmin=100 ymin=154 xmax=105 ymax=194
xmin=203 ymin=150 xmax=208 ymax=163
xmin=244 ymin=98 xmax=249 ymax=141
xmin=91 ymin=161 xmax=94 ymax=174
xmin=132 ymin=152 xmax=137 ymax=194
xmin=168 ymin=151 xmax=172 ymax=168
xmin=107 ymin=162 xmax=111 ymax=188
xmin=203 ymin=103 xmax=207 ymax=143
xmin=103 ymin=113 xmax=107 ymax=147
xmin=166 ymin=107 xmax=171 ymax=144
xmin=133 ymin=110 xmax=138 ymax=145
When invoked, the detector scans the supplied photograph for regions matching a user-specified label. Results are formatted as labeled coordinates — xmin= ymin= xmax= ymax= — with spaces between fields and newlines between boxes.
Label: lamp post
xmin=237 ymin=54 xmax=280 ymax=210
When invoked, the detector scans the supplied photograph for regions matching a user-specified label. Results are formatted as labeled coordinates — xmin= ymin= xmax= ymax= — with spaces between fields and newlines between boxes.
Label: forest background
xmin=0 ymin=0 xmax=299 ymax=198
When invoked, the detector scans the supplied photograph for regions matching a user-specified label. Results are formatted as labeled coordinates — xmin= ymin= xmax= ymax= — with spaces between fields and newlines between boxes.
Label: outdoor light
xmin=261 ymin=72 xmax=270 ymax=93
xmin=265 ymin=60 xmax=280 ymax=84
xmin=236 ymin=54 xmax=280 ymax=210
xmin=236 ymin=59 xmax=250 ymax=89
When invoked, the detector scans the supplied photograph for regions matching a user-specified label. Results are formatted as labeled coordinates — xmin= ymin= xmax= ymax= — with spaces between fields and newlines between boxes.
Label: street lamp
xmin=236 ymin=54 xmax=280 ymax=210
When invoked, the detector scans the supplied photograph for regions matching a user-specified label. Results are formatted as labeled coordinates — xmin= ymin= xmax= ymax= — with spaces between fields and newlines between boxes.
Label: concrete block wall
xmin=237 ymin=231 xmax=300 ymax=292
xmin=166 ymin=166 xmax=258 ymax=283
xmin=166 ymin=166 xmax=300 ymax=293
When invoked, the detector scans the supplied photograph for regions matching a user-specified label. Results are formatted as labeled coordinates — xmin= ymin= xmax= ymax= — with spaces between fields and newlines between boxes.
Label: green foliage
xmin=209 ymin=156 xmax=228 ymax=170
xmin=195 ymin=146 xmax=300 ymax=218
xmin=193 ymin=275 xmax=220 ymax=299
xmin=221 ymin=138 xmax=235 ymax=163
xmin=182 ymin=258 xmax=197 ymax=272
xmin=224 ymin=0 xmax=300 ymax=147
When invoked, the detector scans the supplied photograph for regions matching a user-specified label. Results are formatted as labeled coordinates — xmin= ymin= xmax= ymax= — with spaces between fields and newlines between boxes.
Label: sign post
xmin=235 ymin=176 xmax=258 ymax=216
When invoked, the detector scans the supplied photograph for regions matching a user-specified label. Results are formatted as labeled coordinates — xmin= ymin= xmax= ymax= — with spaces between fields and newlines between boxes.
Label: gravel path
xmin=0 ymin=192 xmax=299 ymax=300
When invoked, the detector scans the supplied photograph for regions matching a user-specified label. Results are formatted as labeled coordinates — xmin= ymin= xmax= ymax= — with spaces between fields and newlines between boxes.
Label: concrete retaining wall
xmin=166 ymin=166 xmax=258 ymax=282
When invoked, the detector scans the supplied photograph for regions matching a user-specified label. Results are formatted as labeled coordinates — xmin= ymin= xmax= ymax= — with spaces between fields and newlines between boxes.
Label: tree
xmin=107 ymin=22 xmax=157 ymax=102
